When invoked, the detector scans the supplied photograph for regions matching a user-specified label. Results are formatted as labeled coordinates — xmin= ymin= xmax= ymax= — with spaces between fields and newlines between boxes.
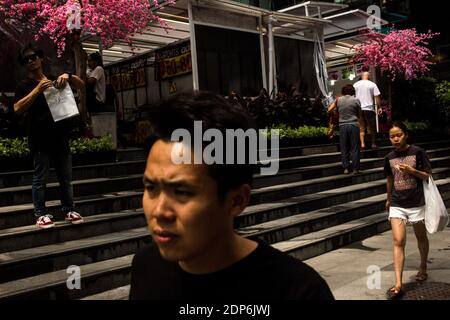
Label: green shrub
xmin=436 ymin=81 xmax=450 ymax=120
xmin=264 ymin=124 xmax=328 ymax=139
xmin=404 ymin=121 xmax=431 ymax=133
xmin=0 ymin=135 xmax=113 ymax=158
xmin=69 ymin=134 xmax=113 ymax=154
xmin=0 ymin=137 xmax=30 ymax=158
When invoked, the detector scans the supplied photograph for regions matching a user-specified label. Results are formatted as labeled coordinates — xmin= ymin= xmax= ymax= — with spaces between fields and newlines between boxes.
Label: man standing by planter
xmin=353 ymin=71 xmax=382 ymax=149
xmin=14 ymin=43 xmax=85 ymax=229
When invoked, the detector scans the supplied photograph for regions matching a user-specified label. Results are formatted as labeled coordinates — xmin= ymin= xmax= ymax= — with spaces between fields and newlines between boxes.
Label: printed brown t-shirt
xmin=384 ymin=145 xmax=431 ymax=208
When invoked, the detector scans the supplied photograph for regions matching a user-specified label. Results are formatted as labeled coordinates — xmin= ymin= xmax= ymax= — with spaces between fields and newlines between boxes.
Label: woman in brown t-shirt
xmin=384 ymin=122 xmax=432 ymax=299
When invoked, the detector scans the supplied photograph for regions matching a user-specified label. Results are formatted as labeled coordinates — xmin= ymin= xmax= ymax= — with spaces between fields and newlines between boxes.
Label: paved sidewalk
xmin=306 ymin=221 xmax=450 ymax=300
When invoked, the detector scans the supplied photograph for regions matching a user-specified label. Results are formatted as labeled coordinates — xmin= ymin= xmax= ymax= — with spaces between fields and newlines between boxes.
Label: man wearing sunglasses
xmin=14 ymin=43 xmax=85 ymax=229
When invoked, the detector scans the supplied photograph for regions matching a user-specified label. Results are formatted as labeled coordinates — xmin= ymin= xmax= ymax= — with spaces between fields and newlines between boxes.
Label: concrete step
xmin=260 ymin=141 xmax=450 ymax=171
xmin=272 ymin=181 xmax=450 ymax=261
xmin=0 ymin=190 xmax=143 ymax=230
xmin=251 ymin=156 xmax=450 ymax=205
xmin=2 ymin=140 xmax=448 ymax=190
xmin=243 ymin=185 xmax=450 ymax=245
xmin=3 ymin=183 xmax=449 ymax=300
xmin=0 ymin=225 xmax=150 ymax=283
xmin=116 ymin=148 xmax=146 ymax=162
xmin=0 ymin=174 xmax=143 ymax=207
xmin=81 ymin=285 xmax=130 ymax=300
xmin=237 ymin=167 xmax=450 ymax=228
xmin=3 ymin=153 xmax=450 ymax=233
xmin=0 ymin=178 xmax=450 ymax=299
xmin=253 ymin=148 xmax=450 ymax=188
xmin=0 ymin=210 xmax=147 ymax=253
xmin=0 ymin=160 xmax=145 ymax=189
xmin=0 ymin=168 xmax=450 ymax=281
xmin=0 ymin=254 xmax=134 ymax=300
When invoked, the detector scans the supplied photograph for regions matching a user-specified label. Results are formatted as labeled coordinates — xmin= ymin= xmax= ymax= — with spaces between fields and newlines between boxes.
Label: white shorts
xmin=388 ymin=206 xmax=425 ymax=224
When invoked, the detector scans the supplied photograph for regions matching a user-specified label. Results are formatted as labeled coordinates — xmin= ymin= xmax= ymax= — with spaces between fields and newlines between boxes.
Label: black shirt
xmin=384 ymin=145 xmax=431 ymax=208
xmin=14 ymin=77 xmax=71 ymax=152
xmin=129 ymin=241 xmax=334 ymax=300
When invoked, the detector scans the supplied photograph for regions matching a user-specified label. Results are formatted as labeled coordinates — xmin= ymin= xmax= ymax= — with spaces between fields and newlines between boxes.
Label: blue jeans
xmin=32 ymin=150 xmax=75 ymax=217
xmin=339 ymin=124 xmax=360 ymax=171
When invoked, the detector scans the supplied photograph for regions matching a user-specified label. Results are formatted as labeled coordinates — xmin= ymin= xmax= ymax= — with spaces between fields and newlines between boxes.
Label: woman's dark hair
xmin=341 ymin=84 xmax=355 ymax=96
xmin=18 ymin=43 xmax=44 ymax=65
xmin=88 ymin=52 xmax=104 ymax=68
xmin=144 ymin=91 xmax=257 ymax=200
xmin=389 ymin=121 xmax=409 ymax=134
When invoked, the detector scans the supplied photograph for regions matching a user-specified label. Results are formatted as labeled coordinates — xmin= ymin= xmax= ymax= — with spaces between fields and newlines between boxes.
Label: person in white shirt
xmin=86 ymin=52 xmax=106 ymax=114
xmin=353 ymin=72 xmax=382 ymax=149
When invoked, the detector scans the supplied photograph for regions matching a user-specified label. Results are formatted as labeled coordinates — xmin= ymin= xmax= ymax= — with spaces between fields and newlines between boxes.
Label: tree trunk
xmin=72 ymin=31 xmax=88 ymax=131
xmin=388 ymin=81 xmax=393 ymax=118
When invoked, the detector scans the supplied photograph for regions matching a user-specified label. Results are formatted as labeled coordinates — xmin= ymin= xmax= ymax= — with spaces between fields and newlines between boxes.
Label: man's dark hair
xmin=18 ymin=43 xmax=44 ymax=65
xmin=341 ymin=84 xmax=355 ymax=96
xmin=145 ymin=91 xmax=258 ymax=200
xmin=88 ymin=52 xmax=104 ymax=68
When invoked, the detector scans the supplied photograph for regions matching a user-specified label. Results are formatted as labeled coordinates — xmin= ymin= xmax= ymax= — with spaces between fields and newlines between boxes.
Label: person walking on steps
xmin=328 ymin=84 xmax=362 ymax=175
xmin=384 ymin=122 xmax=431 ymax=300
xmin=353 ymin=71 xmax=382 ymax=149
xmin=14 ymin=43 xmax=85 ymax=229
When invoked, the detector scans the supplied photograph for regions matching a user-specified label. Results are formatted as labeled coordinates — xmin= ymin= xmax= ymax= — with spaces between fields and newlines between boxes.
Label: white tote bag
xmin=423 ymin=176 xmax=449 ymax=234
xmin=43 ymin=82 xmax=79 ymax=122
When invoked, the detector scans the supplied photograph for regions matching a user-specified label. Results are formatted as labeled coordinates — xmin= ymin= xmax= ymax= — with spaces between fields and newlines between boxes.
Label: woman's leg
xmin=391 ymin=218 xmax=407 ymax=289
xmin=340 ymin=125 xmax=351 ymax=171
xmin=350 ymin=125 xmax=361 ymax=171
xmin=413 ymin=221 xmax=429 ymax=277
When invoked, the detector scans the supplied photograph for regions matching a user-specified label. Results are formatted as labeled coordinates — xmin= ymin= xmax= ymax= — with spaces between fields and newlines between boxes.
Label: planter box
xmin=0 ymin=150 xmax=116 ymax=173
xmin=0 ymin=157 xmax=33 ymax=173
xmin=72 ymin=150 xmax=117 ymax=166
xmin=278 ymin=136 xmax=338 ymax=148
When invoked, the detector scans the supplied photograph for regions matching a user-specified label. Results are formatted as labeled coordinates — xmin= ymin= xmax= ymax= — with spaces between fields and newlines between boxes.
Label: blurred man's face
xmin=23 ymin=49 xmax=42 ymax=72
xmin=142 ymin=140 xmax=234 ymax=266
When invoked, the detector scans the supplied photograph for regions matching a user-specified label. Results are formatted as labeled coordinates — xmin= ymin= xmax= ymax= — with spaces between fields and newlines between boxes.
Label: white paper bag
xmin=423 ymin=176 xmax=449 ymax=234
xmin=43 ymin=82 xmax=79 ymax=122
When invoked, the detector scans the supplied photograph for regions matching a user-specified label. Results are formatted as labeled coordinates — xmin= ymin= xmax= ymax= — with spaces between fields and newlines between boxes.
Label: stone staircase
xmin=1 ymin=139 xmax=450 ymax=300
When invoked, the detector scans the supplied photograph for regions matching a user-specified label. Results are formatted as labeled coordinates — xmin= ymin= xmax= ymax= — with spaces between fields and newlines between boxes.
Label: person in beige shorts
xmin=354 ymin=72 xmax=382 ymax=149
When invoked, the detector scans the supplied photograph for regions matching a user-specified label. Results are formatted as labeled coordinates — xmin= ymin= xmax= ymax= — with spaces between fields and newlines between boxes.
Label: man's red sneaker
xmin=36 ymin=215 xmax=55 ymax=229
xmin=65 ymin=211 xmax=84 ymax=224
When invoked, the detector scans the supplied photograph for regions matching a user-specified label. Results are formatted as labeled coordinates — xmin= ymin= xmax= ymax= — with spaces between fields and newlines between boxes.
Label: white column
xmin=259 ymin=15 xmax=267 ymax=90
xmin=188 ymin=0 xmax=199 ymax=91
xmin=268 ymin=16 xmax=276 ymax=97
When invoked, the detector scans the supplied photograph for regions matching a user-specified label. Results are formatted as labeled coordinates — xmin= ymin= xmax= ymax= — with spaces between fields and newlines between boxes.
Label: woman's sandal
xmin=386 ymin=286 xmax=404 ymax=300
xmin=415 ymin=271 xmax=428 ymax=282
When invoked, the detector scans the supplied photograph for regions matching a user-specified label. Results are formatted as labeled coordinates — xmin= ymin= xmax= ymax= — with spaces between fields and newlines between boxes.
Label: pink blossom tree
xmin=0 ymin=0 xmax=174 ymax=123
xmin=353 ymin=28 xmax=439 ymax=109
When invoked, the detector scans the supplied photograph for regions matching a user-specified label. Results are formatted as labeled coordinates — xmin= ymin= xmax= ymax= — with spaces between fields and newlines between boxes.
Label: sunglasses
xmin=22 ymin=53 xmax=39 ymax=64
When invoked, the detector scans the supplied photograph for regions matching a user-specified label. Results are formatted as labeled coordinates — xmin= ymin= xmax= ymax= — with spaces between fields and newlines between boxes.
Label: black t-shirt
xmin=14 ymin=77 xmax=71 ymax=152
xmin=383 ymin=145 xmax=431 ymax=208
xmin=129 ymin=240 xmax=334 ymax=300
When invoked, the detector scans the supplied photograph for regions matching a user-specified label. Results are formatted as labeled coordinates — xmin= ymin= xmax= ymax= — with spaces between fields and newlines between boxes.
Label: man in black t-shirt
xmin=129 ymin=91 xmax=334 ymax=300
xmin=14 ymin=43 xmax=85 ymax=229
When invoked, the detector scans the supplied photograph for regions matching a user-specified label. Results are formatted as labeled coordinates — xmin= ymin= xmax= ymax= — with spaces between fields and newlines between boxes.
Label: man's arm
xmin=386 ymin=175 xmax=393 ymax=210
xmin=87 ymin=77 xmax=97 ymax=86
xmin=327 ymin=101 xmax=337 ymax=113
xmin=375 ymin=95 xmax=382 ymax=114
xmin=56 ymin=73 xmax=85 ymax=90
xmin=13 ymin=79 xmax=53 ymax=114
